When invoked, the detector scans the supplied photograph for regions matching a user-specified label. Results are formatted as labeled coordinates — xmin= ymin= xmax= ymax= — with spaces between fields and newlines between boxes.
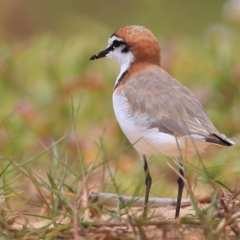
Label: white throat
xmin=105 ymin=36 xmax=134 ymax=90
xmin=114 ymin=53 xmax=134 ymax=88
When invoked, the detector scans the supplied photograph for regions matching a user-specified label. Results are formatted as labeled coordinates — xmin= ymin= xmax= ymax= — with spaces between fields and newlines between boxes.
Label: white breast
xmin=112 ymin=91 xmax=210 ymax=158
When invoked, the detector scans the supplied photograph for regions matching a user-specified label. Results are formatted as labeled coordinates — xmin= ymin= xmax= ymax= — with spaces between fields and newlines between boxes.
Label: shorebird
xmin=90 ymin=25 xmax=234 ymax=218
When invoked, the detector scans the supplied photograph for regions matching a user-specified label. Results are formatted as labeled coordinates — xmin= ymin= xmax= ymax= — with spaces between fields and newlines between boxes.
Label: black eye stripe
xmin=121 ymin=45 xmax=130 ymax=53
xmin=107 ymin=37 xmax=130 ymax=53
xmin=112 ymin=40 xmax=125 ymax=48
xmin=108 ymin=39 xmax=130 ymax=54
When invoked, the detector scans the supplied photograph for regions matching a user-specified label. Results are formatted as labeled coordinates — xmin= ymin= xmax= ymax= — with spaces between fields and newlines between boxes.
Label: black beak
xmin=89 ymin=48 xmax=110 ymax=60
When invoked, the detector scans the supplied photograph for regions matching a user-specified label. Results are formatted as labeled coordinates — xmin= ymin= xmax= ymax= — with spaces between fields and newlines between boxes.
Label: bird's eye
xmin=112 ymin=40 xmax=122 ymax=48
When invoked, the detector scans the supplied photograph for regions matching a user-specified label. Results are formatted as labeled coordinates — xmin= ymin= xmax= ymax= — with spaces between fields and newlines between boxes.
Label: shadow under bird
xmin=90 ymin=25 xmax=235 ymax=218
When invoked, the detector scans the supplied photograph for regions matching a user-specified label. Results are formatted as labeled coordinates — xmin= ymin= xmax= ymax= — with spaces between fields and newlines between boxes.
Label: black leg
xmin=175 ymin=163 xmax=184 ymax=219
xmin=142 ymin=155 xmax=152 ymax=218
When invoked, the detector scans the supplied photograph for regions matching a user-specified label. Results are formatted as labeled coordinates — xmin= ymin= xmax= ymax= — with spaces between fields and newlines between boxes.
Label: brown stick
xmin=88 ymin=191 xmax=210 ymax=208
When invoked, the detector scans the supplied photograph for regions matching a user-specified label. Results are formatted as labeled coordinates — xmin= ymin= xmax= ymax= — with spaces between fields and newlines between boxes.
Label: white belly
xmin=112 ymin=91 xmax=210 ymax=158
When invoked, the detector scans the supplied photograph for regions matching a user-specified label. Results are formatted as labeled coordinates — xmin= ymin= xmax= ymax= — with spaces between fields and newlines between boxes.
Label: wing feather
xmin=123 ymin=65 xmax=233 ymax=146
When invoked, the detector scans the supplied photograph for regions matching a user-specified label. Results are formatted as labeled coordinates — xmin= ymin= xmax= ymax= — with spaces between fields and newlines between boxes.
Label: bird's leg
xmin=142 ymin=155 xmax=152 ymax=218
xmin=175 ymin=162 xmax=184 ymax=219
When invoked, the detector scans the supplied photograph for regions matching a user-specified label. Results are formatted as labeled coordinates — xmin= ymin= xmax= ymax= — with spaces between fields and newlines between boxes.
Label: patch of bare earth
xmin=3 ymin=189 xmax=240 ymax=239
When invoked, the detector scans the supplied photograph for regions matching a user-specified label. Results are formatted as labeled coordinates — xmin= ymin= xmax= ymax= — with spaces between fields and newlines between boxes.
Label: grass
xmin=0 ymin=21 xmax=239 ymax=239
xmin=0 ymin=132 xmax=240 ymax=239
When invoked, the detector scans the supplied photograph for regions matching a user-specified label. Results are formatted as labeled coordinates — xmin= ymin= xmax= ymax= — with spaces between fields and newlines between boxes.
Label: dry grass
xmin=0 ymin=135 xmax=240 ymax=240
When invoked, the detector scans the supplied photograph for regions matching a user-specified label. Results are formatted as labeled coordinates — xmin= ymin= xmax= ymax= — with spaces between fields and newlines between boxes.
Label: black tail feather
xmin=206 ymin=133 xmax=235 ymax=146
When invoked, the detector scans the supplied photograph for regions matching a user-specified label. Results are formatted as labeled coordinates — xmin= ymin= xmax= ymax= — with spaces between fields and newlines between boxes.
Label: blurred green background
xmin=0 ymin=0 xmax=239 ymax=201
